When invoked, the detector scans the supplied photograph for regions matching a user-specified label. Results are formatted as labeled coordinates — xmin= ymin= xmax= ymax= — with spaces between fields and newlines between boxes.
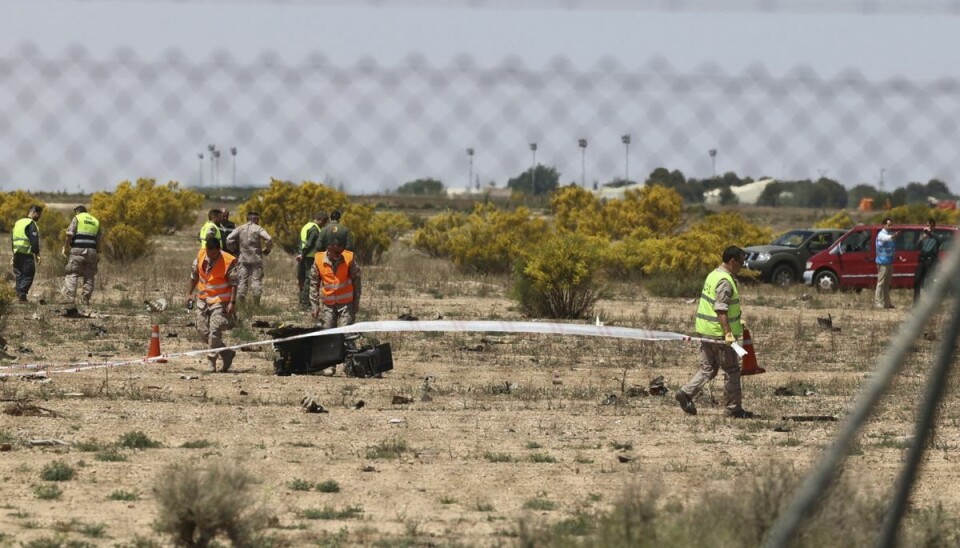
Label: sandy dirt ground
xmin=1 ymin=232 xmax=959 ymax=546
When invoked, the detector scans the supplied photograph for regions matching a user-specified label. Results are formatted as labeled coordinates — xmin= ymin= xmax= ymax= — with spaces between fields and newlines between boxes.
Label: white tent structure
xmin=703 ymin=178 xmax=777 ymax=205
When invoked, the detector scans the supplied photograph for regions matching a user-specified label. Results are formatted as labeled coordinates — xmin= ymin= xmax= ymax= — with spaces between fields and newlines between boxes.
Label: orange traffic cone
xmin=146 ymin=324 xmax=167 ymax=363
xmin=740 ymin=327 xmax=765 ymax=375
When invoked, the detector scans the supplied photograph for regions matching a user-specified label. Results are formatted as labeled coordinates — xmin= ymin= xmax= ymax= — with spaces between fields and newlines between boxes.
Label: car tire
xmin=813 ymin=270 xmax=839 ymax=292
xmin=771 ymin=265 xmax=796 ymax=287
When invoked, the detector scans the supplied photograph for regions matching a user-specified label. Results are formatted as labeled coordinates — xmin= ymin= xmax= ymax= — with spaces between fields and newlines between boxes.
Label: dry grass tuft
xmin=153 ymin=460 xmax=272 ymax=548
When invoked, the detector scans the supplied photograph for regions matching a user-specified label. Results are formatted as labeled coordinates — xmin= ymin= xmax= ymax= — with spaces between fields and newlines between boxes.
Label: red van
xmin=802 ymin=224 xmax=956 ymax=291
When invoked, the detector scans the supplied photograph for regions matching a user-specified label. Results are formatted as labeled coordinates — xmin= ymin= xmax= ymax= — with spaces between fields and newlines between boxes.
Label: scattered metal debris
xmin=617 ymin=454 xmax=634 ymax=463
xmin=774 ymin=382 xmax=817 ymax=397
xmin=648 ymin=375 xmax=668 ymax=396
xmin=392 ymin=395 xmax=414 ymax=405
xmin=144 ymin=298 xmax=168 ymax=313
xmin=601 ymin=394 xmax=619 ymax=405
xmin=28 ymin=439 xmax=69 ymax=446
xmin=300 ymin=394 xmax=328 ymax=414
xmin=351 ymin=400 xmax=365 ymax=410
xmin=816 ymin=314 xmax=841 ymax=332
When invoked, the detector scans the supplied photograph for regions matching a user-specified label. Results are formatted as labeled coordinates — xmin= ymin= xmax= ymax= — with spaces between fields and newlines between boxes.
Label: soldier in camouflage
xmin=225 ymin=211 xmax=274 ymax=305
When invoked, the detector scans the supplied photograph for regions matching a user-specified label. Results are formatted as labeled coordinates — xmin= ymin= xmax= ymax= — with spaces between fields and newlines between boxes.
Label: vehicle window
xmin=843 ymin=231 xmax=872 ymax=253
xmin=895 ymin=230 xmax=921 ymax=252
xmin=772 ymin=230 xmax=812 ymax=247
xmin=935 ymin=229 xmax=955 ymax=250
xmin=808 ymin=232 xmax=834 ymax=251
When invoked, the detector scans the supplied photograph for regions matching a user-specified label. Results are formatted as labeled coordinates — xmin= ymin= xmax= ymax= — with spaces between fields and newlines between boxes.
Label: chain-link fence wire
xmin=3 ymin=41 xmax=960 ymax=193
xmin=24 ymin=0 xmax=960 ymax=15
xmin=763 ymin=241 xmax=960 ymax=547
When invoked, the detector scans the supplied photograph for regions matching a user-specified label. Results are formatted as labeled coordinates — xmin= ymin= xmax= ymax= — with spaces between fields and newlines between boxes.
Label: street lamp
xmin=879 ymin=167 xmax=886 ymax=191
xmin=529 ymin=142 xmax=538 ymax=195
xmin=197 ymin=153 xmax=204 ymax=186
xmin=466 ymin=148 xmax=474 ymax=190
xmin=709 ymin=148 xmax=718 ymax=178
xmin=207 ymin=144 xmax=216 ymax=187
xmin=621 ymin=134 xmax=631 ymax=181
xmin=213 ymin=149 xmax=222 ymax=187
xmin=230 ymin=147 xmax=238 ymax=186
xmin=578 ymin=138 xmax=588 ymax=187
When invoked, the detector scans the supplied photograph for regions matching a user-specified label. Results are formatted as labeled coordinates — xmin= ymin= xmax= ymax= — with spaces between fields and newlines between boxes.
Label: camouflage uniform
xmin=63 ymin=215 xmax=102 ymax=305
xmin=190 ymin=253 xmax=240 ymax=370
xmin=225 ymin=221 xmax=273 ymax=302
xmin=309 ymin=250 xmax=362 ymax=329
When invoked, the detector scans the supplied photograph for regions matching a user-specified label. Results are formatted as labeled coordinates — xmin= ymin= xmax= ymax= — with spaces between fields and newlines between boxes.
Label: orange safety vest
xmin=195 ymin=249 xmax=236 ymax=305
xmin=315 ymin=250 xmax=355 ymax=305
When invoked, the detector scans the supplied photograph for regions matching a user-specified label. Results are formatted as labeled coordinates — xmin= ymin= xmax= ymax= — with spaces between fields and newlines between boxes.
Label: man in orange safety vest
xmin=186 ymin=236 xmax=239 ymax=372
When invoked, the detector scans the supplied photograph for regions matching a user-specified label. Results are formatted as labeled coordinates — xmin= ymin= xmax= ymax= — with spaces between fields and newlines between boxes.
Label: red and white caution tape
xmin=0 ymin=320 xmax=736 ymax=377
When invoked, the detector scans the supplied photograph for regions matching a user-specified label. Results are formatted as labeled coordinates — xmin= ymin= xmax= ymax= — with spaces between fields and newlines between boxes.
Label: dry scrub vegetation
xmin=2 ymin=198 xmax=960 ymax=546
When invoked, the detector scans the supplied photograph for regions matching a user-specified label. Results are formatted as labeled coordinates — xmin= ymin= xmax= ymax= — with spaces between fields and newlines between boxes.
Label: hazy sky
xmin=5 ymin=1 xmax=957 ymax=78
xmin=2 ymin=1 xmax=960 ymax=192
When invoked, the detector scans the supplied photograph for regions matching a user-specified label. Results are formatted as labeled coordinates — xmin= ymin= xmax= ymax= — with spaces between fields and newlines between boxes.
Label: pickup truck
xmin=744 ymin=228 xmax=846 ymax=286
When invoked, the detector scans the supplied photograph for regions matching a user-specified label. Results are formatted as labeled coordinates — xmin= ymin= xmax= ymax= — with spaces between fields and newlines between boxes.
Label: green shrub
xmin=236 ymin=179 xmax=349 ymax=253
xmin=90 ymin=178 xmax=203 ymax=236
xmin=316 ymin=480 xmax=341 ymax=493
xmin=108 ymin=490 xmax=140 ymax=501
xmin=288 ymin=478 xmax=312 ymax=491
xmin=301 ymin=505 xmax=364 ymax=520
xmin=95 ymin=449 xmax=128 ymax=462
xmin=103 ymin=223 xmax=152 ymax=263
xmin=814 ymin=210 xmax=855 ymax=229
xmin=413 ymin=203 xmax=550 ymax=274
xmin=153 ymin=460 xmax=271 ymax=547
xmin=118 ymin=431 xmax=161 ymax=449
xmin=514 ymin=233 xmax=606 ymax=319
xmin=40 ymin=460 xmax=75 ymax=482
xmin=0 ymin=191 xmax=69 ymax=253
xmin=365 ymin=438 xmax=409 ymax=459
xmin=34 ymin=484 xmax=63 ymax=500
xmin=0 ymin=281 xmax=16 ymax=329
xmin=89 ymin=178 xmax=201 ymax=262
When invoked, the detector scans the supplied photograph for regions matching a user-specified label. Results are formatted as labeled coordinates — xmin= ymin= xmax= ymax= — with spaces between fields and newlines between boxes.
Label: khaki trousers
xmin=195 ymin=303 xmax=234 ymax=363
xmin=679 ymin=341 xmax=742 ymax=410
xmin=237 ymin=262 xmax=264 ymax=300
xmin=875 ymin=264 xmax=893 ymax=307
xmin=64 ymin=248 xmax=98 ymax=305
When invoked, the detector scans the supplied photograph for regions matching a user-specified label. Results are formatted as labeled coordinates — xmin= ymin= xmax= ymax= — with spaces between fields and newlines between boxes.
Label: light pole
xmin=213 ymin=149 xmax=221 ymax=187
xmin=207 ymin=144 xmax=215 ymax=187
xmin=529 ymin=142 xmax=538 ymax=195
xmin=578 ymin=138 xmax=587 ymax=187
xmin=621 ymin=134 xmax=631 ymax=181
xmin=466 ymin=148 xmax=474 ymax=190
xmin=709 ymin=148 xmax=718 ymax=178
xmin=879 ymin=167 xmax=886 ymax=191
xmin=230 ymin=147 xmax=237 ymax=186
xmin=197 ymin=152 xmax=204 ymax=186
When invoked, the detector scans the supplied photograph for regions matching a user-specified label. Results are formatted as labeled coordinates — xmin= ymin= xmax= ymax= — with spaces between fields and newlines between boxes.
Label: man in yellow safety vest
xmin=62 ymin=205 xmax=102 ymax=306
xmin=198 ymin=209 xmax=223 ymax=249
xmin=676 ymin=245 xmax=754 ymax=419
xmin=296 ymin=211 xmax=328 ymax=309
xmin=11 ymin=204 xmax=43 ymax=302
